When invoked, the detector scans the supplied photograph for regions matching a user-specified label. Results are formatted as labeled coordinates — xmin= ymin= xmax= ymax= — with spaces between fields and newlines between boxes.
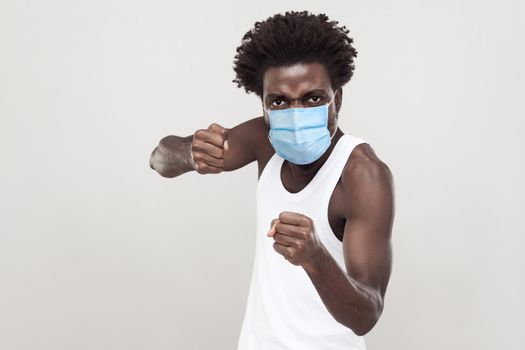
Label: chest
xmin=259 ymin=158 xmax=348 ymax=242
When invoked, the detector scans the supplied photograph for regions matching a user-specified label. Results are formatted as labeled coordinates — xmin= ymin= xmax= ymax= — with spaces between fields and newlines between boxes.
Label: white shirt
xmin=237 ymin=134 xmax=369 ymax=350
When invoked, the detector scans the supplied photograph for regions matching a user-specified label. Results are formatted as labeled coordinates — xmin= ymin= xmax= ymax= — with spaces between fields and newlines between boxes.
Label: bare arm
xmin=149 ymin=117 xmax=261 ymax=178
xmin=303 ymin=158 xmax=395 ymax=335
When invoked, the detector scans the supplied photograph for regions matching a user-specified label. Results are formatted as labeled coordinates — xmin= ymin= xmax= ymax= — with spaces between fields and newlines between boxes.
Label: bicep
xmin=342 ymin=161 xmax=395 ymax=298
xmin=223 ymin=116 xmax=262 ymax=172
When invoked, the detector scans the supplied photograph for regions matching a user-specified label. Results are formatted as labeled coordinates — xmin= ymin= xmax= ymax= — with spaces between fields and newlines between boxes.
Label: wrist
xmin=184 ymin=135 xmax=196 ymax=171
xmin=303 ymin=244 xmax=328 ymax=275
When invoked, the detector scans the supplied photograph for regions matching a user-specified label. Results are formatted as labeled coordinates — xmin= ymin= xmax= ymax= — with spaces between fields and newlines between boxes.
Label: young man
xmin=150 ymin=11 xmax=395 ymax=350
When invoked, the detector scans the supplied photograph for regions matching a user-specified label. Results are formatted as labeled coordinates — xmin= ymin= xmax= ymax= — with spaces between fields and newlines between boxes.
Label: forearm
xmin=303 ymin=245 xmax=383 ymax=336
xmin=149 ymin=135 xmax=195 ymax=178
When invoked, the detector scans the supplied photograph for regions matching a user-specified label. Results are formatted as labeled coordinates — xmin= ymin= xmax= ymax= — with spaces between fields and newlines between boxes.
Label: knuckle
xmin=209 ymin=151 xmax=220 ymax=161
xmin=301 ymin=215 xmax=311 ymax=226
xmin=203 ymin=163 xmax=218 ymax=173
xmin=195 ymin=129 xmax=206 ymax=139
xmin=193 ymin=152 xmax=204 ymax=161
xmin=192 ymin=140 xmax=203 ymax=152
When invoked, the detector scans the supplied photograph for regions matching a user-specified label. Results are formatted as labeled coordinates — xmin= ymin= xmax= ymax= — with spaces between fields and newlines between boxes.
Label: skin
xmin=149 ymin=62 xmax=395 ymax=336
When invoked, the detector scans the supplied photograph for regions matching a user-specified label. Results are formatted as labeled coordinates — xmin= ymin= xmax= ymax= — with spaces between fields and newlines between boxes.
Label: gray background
xmin=1 ymin=0 xmax=524 ymax=349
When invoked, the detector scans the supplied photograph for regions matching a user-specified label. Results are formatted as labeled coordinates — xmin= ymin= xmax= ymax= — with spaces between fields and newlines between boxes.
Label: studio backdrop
xmin=1 ymin=0 xmax=524 ymax=349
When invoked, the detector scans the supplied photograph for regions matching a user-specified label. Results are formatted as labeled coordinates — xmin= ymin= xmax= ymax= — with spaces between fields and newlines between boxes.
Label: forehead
xmin=262 ymin=62 xmax=332 ymax=98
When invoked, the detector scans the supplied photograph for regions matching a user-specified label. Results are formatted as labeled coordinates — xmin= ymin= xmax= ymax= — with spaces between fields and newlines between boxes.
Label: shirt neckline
xmin=276 ymin=134 xmax=349 ymax=202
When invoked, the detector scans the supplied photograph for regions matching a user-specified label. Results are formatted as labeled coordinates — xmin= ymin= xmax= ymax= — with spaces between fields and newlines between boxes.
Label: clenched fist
xmin=268 ymin=211 xmax=324 ymax=269
xmin=191 ymin=123 xmax=229 ymax=174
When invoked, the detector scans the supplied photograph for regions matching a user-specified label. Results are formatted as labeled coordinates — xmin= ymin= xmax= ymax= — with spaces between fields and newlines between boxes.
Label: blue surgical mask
xmin=265 ymin=95 xmax=337 ymax=165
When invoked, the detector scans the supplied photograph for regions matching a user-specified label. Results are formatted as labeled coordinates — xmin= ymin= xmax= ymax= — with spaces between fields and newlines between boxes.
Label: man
xmin=150 ymin=10 xmax=395 ymax=350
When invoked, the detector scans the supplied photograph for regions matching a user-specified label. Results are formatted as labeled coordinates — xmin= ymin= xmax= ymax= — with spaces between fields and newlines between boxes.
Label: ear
xmin=335 ymin=88 xmax=343 ymax=113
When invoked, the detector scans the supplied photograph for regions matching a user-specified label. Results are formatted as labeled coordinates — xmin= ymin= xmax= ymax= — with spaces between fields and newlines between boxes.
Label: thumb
xmin=267 ymin=220 xmax=279 ymax=237
xmin=223 ymin=128 xmax=229 ymax=151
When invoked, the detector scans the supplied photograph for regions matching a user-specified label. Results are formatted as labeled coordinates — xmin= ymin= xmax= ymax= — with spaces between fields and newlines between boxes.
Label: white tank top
xmin=237 ymin=134 xmax=369 ymax=350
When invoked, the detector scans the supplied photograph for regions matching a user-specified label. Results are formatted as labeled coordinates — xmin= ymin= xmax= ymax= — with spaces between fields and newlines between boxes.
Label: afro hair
xmin=232 ymin=10 xmax=358 ymax=99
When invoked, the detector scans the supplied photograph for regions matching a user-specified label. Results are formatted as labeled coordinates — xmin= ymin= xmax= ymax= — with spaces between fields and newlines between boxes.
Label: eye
xmin=309 ymin=95 xmax=324 ymax=103
xmin=271 ymin=99 xmax=286 ymax=107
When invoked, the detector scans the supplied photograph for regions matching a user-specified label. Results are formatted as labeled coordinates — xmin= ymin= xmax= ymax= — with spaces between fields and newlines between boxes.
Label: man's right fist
xmin=191 ymin=123 xmax=229 ymax=174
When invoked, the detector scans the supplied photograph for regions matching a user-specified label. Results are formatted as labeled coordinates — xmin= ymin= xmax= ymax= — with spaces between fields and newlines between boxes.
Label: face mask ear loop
xmin=328 ymin=94 xmax=336 ymax=107
xmin=327 ymin=93 xmax=338 ymax=141
xmin=329 ymin=119 xmax=338 ymax=141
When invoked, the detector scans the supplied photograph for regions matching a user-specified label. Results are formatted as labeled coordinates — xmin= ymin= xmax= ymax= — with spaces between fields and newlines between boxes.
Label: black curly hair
xmin=232 ymin=10 xmax=358 ymax=99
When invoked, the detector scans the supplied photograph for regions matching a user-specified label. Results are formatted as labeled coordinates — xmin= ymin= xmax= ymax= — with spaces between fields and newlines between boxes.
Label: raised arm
xmin=149 ymin=117 xmax=260 ymax=178
xmin=299 ymin=146 xmax=395 ymax=336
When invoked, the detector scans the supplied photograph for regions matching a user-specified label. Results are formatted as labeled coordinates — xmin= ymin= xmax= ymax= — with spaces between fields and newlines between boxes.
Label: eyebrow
xmin=265 ymin=89 xmax=328 ymax=102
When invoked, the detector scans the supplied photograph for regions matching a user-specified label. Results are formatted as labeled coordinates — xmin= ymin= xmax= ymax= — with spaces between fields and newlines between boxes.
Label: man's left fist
xmin=268 ymin=211 xmax=323 ymax=268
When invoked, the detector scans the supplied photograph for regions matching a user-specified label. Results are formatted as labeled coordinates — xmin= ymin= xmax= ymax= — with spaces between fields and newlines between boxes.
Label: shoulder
xmin=340 ymin=142 xmax=395 ymax=217
xmin=343 ymin=142 xmax=393 ymax=183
